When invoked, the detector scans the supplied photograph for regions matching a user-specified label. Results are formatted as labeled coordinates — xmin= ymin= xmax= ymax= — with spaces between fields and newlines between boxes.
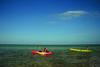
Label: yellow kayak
xmin=69 ymin=48 xmax=92 ymax=52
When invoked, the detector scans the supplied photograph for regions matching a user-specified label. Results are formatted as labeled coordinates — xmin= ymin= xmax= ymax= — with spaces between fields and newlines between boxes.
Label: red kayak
xmin=32 ymin=50 xmax=54 ymax=56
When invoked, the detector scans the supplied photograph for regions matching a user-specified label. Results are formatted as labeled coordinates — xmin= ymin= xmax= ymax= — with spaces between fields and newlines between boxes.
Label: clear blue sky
xmin=0 ymin=0 xmax=100 ymax=44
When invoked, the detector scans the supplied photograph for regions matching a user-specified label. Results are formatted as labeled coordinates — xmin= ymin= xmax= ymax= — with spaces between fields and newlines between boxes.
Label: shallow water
xmin=0 ymin=45 xmax=100 ymax=67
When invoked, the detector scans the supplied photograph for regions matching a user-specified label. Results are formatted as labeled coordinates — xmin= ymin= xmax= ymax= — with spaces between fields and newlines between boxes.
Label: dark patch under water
xmin=0 ymin=45 xmax=100 ymax=67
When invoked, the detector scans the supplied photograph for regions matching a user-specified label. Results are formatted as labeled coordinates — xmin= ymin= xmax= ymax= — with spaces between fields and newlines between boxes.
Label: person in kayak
xmin=43 ymin=48 xmax=49 ymax=52
xmin=32 ymin=48 xmax=54 ymax=56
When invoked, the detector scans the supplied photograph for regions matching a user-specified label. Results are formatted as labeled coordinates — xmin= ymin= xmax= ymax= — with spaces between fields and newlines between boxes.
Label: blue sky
xmin=0 ymin=0 xmax=100 ymax=44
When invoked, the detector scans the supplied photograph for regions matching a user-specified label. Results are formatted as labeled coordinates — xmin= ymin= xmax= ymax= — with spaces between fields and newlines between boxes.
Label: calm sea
xmin=0 ymin=44 xmax=100 ymax=67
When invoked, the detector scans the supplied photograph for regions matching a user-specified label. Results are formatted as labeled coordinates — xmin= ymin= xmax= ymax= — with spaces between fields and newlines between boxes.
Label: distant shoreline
xmin=0 ymin=44 xmax=100 ymax=46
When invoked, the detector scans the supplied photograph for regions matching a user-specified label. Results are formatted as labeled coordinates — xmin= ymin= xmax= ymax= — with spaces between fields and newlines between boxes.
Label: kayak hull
xmin=69 ymin=48 xmax=92 ymax=52
xmin=32 ymin=50 xmax=54 ymax=56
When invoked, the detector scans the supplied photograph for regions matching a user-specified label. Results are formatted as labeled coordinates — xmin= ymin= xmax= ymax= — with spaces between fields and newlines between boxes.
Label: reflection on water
xmin=0 ymin=45 xmax=100 ymax=67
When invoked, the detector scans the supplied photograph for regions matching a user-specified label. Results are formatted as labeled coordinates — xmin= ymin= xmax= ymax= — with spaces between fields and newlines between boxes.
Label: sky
xmin=0 ymin=0 xmax=100 ymax=44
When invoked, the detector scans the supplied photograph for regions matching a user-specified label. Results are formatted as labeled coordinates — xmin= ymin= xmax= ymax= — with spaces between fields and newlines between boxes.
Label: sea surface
xmin=0 ymin=44 xmax=100 ymax=67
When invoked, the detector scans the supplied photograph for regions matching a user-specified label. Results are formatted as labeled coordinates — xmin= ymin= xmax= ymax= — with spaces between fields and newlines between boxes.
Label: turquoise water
xmin=0 ymin=45 xmax=100 ymax=67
